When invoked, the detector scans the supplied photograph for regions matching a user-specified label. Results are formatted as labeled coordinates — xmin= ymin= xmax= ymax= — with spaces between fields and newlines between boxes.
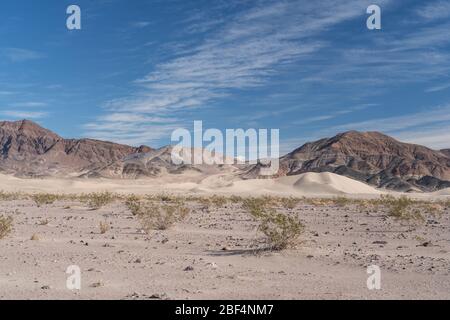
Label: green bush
xmin=129 ymin=200 xmax=190 ymax=233
xmin=84 ymin=191 xmax=115 ymax=210
xmin=0 ymin=215 xmax=13 ymax=239
xmin=31 ymin=193 xmax=58 ymax=207
xmin=256 ymin=209 xmax=304 ymax=250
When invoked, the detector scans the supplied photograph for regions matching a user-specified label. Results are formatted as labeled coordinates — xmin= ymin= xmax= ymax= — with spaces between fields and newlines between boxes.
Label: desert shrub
xmin=0 ymin=215 xmax=13 ymax=239
xmin=304 ymin=198 xmax=329 ymax=206
xmin=439 ymin=199 xmax=450 ymax=210
xmin=252 ymin=208 xmax=304 ymax=251
xmin=423 ymin=203 xmax=444 ymax=217
xmin=210 ymin=195 xmax=228 ymax=208
xmin=132 ymin=201 xmax=190 ymax=233
xmin=380 ymin=195 xmax=424 ymax=221
xmin=332 ymin=196 xmax=352 ymax=207
xmin=0 ymin=191 xmax=22 ymax=201
xmin=242 ymin=198 xmax=265 ymax=216
xmin=84 ymin=191 xmax=115 ymax=210
xmin=279 ymin=197 xmax=300 ymax=210
xmin=197 ymin=197 xmax=211 ymax=209
xmin=356 ymin=199 xmax=380 ymax=212
xmin=31 ymin=193 xmax=58 ymax=207
xmin=150 ymin=193 xmax=175 ymax=203
xmin=125 ymin=195 xmax=141 ymax=215
xmin=243 ymin=198 xmax=304 ymax=250
xmin=261 ymin=195 xmax=280 ymax=207
xmin=99 ymin=220 xmax=110 ymax=234
xmin=229 ymin=195 xmax=243 ymax=203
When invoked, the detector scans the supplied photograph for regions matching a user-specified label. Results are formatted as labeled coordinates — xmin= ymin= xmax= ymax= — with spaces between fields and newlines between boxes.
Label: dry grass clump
xmin=242 ymin=197 xmax=268 ymax=216
xmin=443 ymin=199 xmax=450 ymax=209
xmin=378 ymin=195 xmax=424 ymax=222
xmin=82 ymin=191 xmax=115 ymax=210
xmin=147 ymin=193 xmax=179 ymax=203
xmin=229 ymin=195 xmax=244 ymax=203
xmin=30 ymin=233 xmax=40 ymax=241
xmin=303 ymin=196 xmax=354 ymax=207
xmin=126 ymin=199 xmax=190 ymax=233
xmin=140 ymin=204 xmax=189 ymax=232
xmin=210 ymin=195 xmax=228 ymax=208
xmin=279 ymin=197 xmax=300 ymax=210
xmin=125 ymin=195 xmax=141 ymax=215
xmin=356 ymin=199 xmax=381 ymax=212
xmin=422 ymin=203 xmax=445 ymax=217
xmin=304 ymin=198 xmax=329 ymax=206
xmin=0 ymin=191 xmax=23 ymax=201
xmin=331 ymin=196 xmax=353 ymax=207
xmin=31 ymin=193 xmax=59 ymax=207
xmin=0 ymin=215 xmax=13 ymax=239
xmin=99 ymin=220 xmax=110 ymax=234
xmin=196 ymin=195 xmax=229 ymax=210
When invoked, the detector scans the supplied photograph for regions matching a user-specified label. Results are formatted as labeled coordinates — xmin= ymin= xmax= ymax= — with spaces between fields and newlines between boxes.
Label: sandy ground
xmin=1 ymin=194 xmax=449 ymax=300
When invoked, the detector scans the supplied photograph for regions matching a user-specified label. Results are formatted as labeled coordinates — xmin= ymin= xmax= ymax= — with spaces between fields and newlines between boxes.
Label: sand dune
xmin=434 ymin=188 xmax=450 ymax=196
xmin=291 ymin=172 xmax=383 ymax=195
xmin=207 ymin=172 xmax=383 ymax=196
xmin=2 ymin=171 xmax=449 ymax=199
xmin=0 ymin=172 xmax=383 ymax=197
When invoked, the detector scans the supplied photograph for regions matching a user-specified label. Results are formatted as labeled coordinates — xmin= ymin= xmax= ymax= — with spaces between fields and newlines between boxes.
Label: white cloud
xmin=2 ymin=48 xmax=43 ymax=62
xmin=331 ymin=105 xmax=450 ymax=133
xmin=131 ymin=21 xmax=151 ymax=28
xmin=426 ymin=82 xmax=450 ymax=93
xmin=318 ymin=104 xmax=450 ymax=150
xmin=0 ymin=110 xmax=48 ymax=119
xmin=10 ymin=102 xmax=47 ymax=108
xmin=89 ymin=0 xmax=390 ymax=146
xmin=416 ymin=0 xmax=450 ymax=21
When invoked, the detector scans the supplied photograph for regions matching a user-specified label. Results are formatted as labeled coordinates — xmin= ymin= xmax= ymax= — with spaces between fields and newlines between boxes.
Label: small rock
xmin=90 ymin=281 xmax=104 ymax=288
xmin=205 ymin=262 xmax=218 ymax=269
xmin=417 ymin=242 xmax=431 ymax=247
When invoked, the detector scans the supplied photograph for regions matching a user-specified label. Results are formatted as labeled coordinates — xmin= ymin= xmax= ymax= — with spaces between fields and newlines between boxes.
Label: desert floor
xmin=0 ymin=194 xmax=449 ymax=300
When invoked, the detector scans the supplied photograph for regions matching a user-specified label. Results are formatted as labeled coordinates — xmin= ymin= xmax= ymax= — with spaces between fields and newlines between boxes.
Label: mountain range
xmin=1 ymin=119 xmax=449 ymax=192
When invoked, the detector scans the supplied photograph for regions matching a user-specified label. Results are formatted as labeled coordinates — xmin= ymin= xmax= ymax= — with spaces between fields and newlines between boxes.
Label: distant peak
xmin=337 ymin=130 xmax=388 ymax=138
xmin=18 ymin=119 xmax=41 ymax=128
xmin=0 ymin=119 xmax=62 ymax=140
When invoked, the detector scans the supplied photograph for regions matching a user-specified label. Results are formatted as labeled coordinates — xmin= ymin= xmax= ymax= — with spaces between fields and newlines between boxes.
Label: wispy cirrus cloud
xmin=2 ymin=48 xmax=43 ymax=62
xmin=10 ymin=101 xmax=48 ymax=108
xmin=87 ymin=0 xmax=391 ymax=146
xmin=416 ymin=0 xmax=450 ymax=21
xmin=0 ymin=91 xmax=15 ymax=95
xmin=425 ymin=82 xmax=450 ymax=93
xmin=321 ymin=104 xmax=450 ymax=149
xmin=0 ymin=110 xmax=48 ymax=119
xmin=130 ymin=21 xmax=152 ymax=28
xmin=330 ymin=105 xmax=450 ymax=133
xmin=395 ymin=126 xmax=450 ymax=150
xmin=294 ymin=104 xmax=375 ymax=125
xmin=83 ymin=121 xmax=179 ymax=146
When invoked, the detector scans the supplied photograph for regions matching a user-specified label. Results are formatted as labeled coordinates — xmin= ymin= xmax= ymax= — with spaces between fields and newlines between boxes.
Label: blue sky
xmin=1 ymin=0 xmax=450 ymax=153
